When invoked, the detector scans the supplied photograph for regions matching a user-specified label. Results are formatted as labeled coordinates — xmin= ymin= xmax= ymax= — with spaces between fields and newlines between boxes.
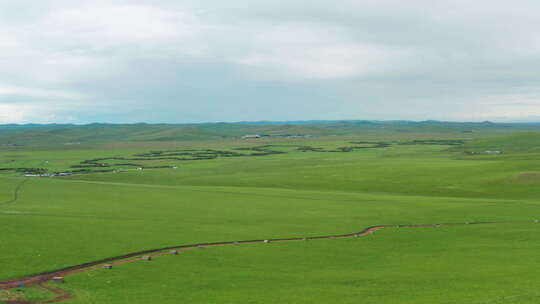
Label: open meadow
xmin=3 ymin=130 xmax=540 ymax=303
xmin=3 ymin=0 xmax=540 ymax=302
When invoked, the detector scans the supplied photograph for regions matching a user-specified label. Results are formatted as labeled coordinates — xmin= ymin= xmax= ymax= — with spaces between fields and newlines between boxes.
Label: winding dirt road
xmin=1 ymin=220 xmax=528 ymax=303
xmin=1 ymin=181 xmax=534 ymax=303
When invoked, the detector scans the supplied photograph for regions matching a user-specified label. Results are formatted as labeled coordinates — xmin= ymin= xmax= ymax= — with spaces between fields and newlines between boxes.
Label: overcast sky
xmin=1 ymin=0 xmax=540 ymax=124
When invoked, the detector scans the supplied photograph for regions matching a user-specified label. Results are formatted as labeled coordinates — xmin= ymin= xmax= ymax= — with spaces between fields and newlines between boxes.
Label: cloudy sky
xmin=1 ymin=0 xmax=540 ymax=124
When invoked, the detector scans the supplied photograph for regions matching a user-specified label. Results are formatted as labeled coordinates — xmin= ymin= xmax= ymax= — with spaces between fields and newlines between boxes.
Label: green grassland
xmin=458 ymin=131 xmax=540 ymax=153
xmin=59 ymin=223 xmax=540 ymax=304
xmin=2 ymin=129 xmax=540 ymax=303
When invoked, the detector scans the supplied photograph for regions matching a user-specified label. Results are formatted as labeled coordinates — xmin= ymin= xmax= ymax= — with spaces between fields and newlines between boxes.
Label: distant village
xmin=465 ymin=150 xmax=502 ymax=155
xmin=241 ymin=134 xmax=312 ymax=139
xmin=24 ymin=172 xmax=74 ymax=178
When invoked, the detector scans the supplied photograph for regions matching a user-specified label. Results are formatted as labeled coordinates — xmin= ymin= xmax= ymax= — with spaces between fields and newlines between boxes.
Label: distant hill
xmin=2 ymin=120 xmax=540 ymax=146
xmin=458 ymin=132 xmax=540 ymax=153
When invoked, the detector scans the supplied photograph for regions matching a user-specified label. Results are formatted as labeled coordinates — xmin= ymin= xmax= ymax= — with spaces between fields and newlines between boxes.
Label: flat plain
xmin=2 ymin=128 xmax=540 ymax=303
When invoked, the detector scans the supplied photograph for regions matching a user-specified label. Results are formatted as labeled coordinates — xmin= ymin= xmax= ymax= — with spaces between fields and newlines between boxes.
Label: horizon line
xmin=3 ymin=119 xmax=540 ymax=126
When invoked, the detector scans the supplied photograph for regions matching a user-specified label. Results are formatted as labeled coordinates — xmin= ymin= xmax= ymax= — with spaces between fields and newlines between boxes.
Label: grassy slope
xmin=0 ymin=123 xmax=340 ymax=146
xmin=4 ymin=175 xmax=531 ymax=280
xmin=0 ymin=178 xmax=19 ymax=205
xmin=65 ymin=143 xmax=540 ymax=200
xmin=3 ymin=135 xmax=540 ymax=303
xmin=3 ymin=139 xmax=540 ymax=278
xmin=459 ymin=132 xmax=540 ymax=153
xmin=62 ymin=223 xmax=540 ymax=304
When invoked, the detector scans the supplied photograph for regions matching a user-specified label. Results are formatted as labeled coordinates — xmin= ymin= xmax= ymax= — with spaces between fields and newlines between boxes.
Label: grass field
xmin=57 ymin=223 xmax=540 ymax=304
xmin=2 ymin=131 xmax=540 ymax=303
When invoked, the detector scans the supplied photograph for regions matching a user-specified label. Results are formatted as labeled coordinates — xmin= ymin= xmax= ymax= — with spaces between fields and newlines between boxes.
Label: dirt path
xmin=0 ymin=179 xmax=27 ymax=206
xmin=3 ymin=283 xmax=73 ymax=304
xmin=0 ymin=220 xmax=531 ymax=303
xmin=38 ymin=283 xmax=74 ymax=304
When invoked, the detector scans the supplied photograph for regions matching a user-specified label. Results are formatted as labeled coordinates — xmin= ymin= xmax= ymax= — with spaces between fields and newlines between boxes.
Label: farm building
xmin=241 ymin=134 xmax=261 ymax=139
xmin=24 ymin=172 xmax=73 ymax=178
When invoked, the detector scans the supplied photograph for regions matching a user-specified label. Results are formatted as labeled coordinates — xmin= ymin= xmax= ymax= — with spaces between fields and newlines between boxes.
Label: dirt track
xmin=0 ymin=179 xmax=27 ymax=206
xmin=1 ymin=220 xmax=529 ymax=303
xmin=0 ymin=225 xmax=386 ymax=290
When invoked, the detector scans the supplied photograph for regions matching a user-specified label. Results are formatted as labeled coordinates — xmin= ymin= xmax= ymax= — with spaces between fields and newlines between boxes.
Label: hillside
xmin=458 ymin=132 xmax=540 ymax=153
xmin=1 ymin=121 xmax=540 ymax=146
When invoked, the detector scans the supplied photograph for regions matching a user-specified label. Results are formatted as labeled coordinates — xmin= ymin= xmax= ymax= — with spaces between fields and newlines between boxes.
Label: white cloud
xmin=0 ymin=104 xmax=25 ymax=124
xmin=1 ymin=0 xmax=540 ymax=123
xmin=0 ymin=101 xmax=79 ymax=124
xmin=449 ymin=91 xmax=540 ymax=121
xmin=236 ymin=43 xmax=418 ymax=80
xmin=40 ymin=4 xmax=194 ymax=48
xmin=0 ymin=85 xmax=82 ymax=100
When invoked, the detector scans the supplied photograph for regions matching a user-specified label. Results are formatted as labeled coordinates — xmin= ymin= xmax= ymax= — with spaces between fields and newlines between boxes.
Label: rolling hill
xmin=2 ymin=120 xmax=540 ymax=147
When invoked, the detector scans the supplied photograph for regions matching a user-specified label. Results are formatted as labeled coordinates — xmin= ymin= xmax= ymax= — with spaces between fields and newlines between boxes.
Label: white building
xmin=241 ymin=134 xmax=261 ymax=139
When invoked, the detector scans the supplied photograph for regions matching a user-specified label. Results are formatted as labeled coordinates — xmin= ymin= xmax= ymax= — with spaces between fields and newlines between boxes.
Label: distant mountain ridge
xmin=2 ymin=120 xmax=540 ymax=146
